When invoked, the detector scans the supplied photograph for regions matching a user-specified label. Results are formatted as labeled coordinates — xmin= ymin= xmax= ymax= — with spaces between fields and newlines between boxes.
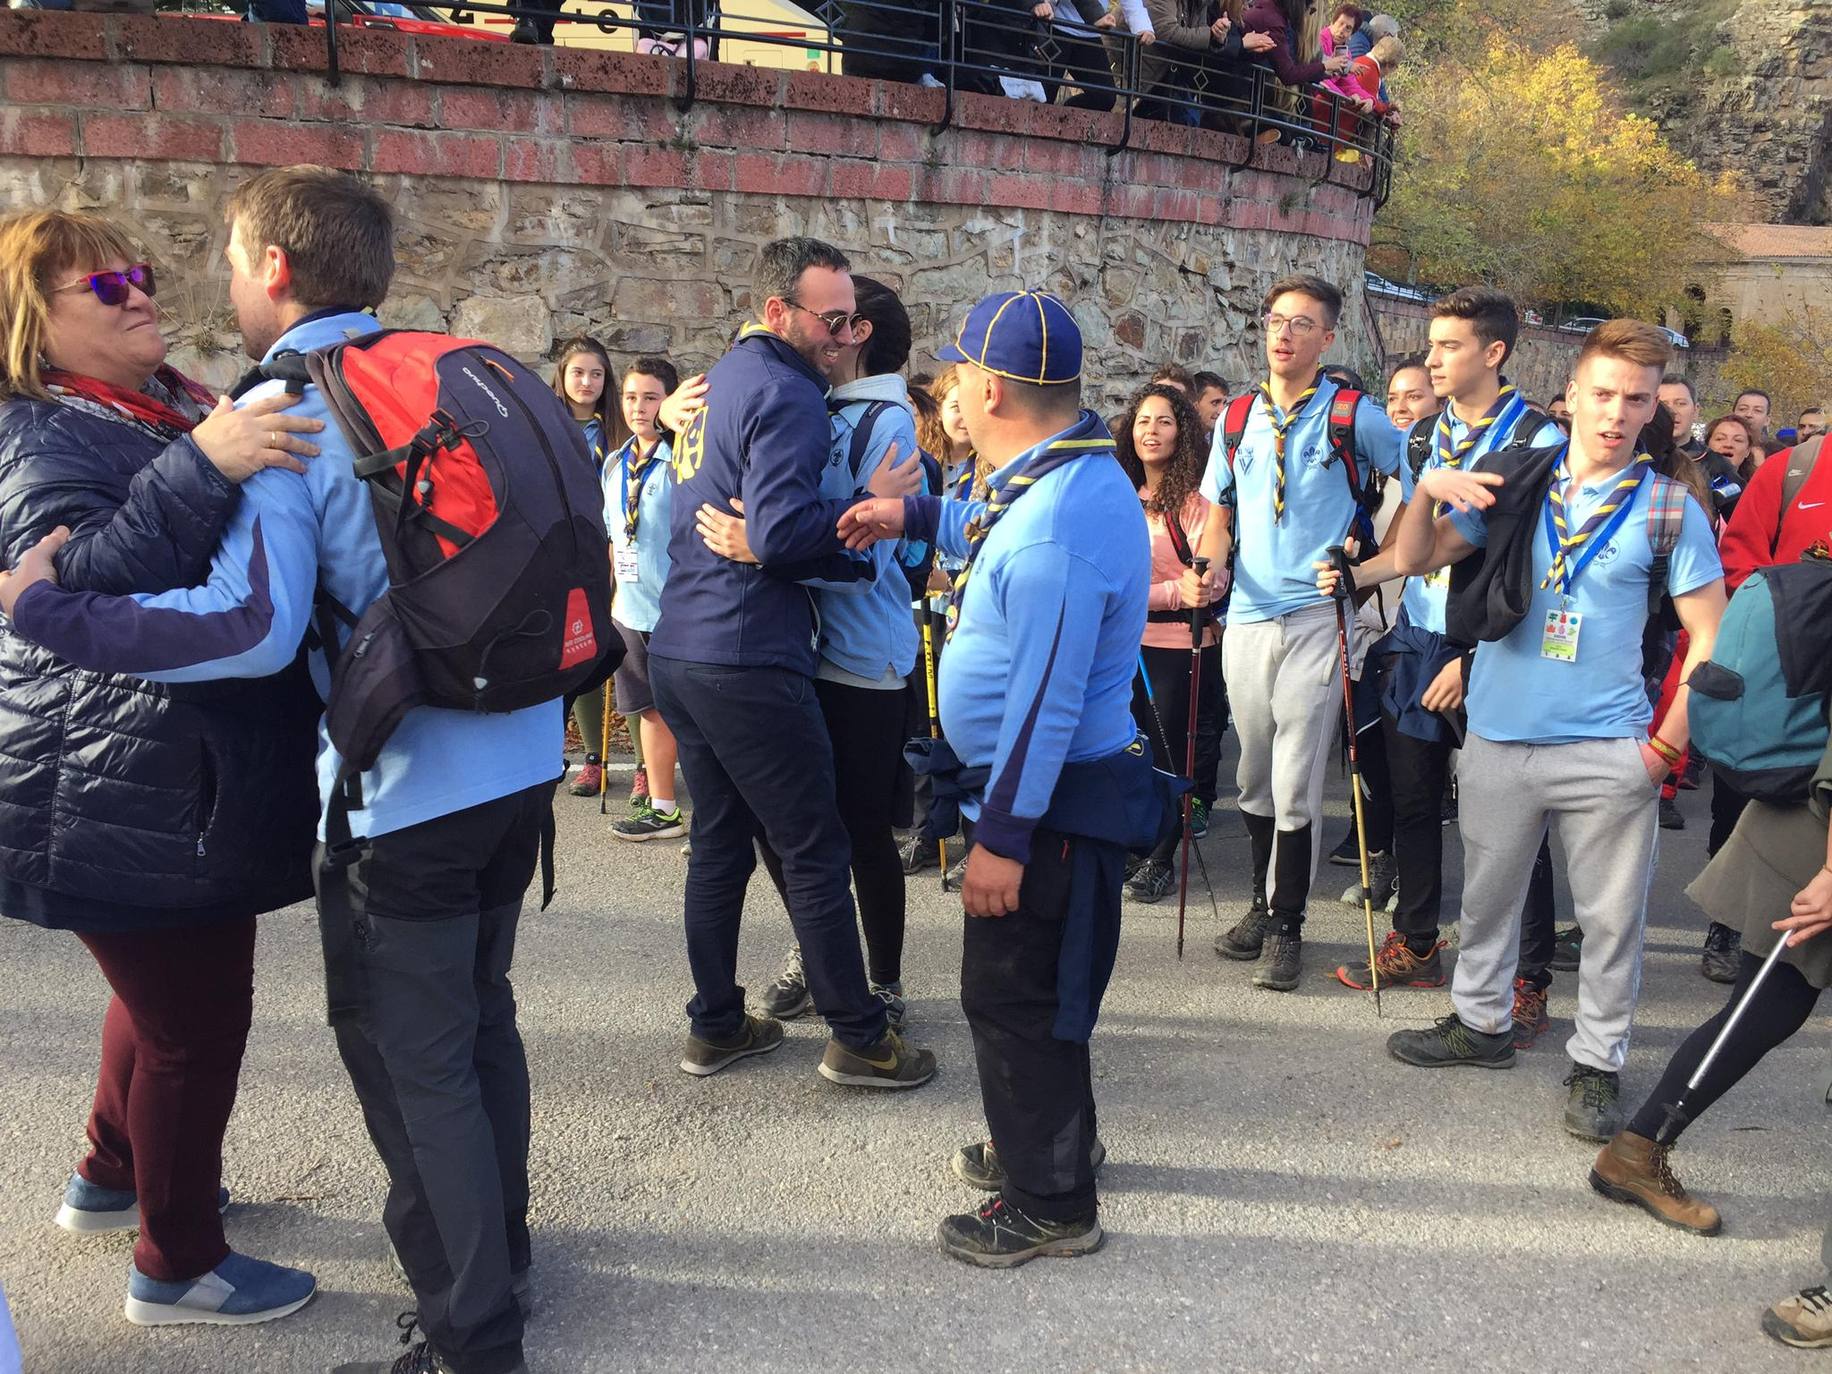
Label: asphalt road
xmin=2 ymin=756 xmax=1827 ymax=1374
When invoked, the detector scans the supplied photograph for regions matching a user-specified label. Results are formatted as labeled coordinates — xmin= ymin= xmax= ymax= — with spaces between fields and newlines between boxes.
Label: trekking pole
xmin=598 ymin=681 xmax=612 ymax=816
xmin=1655 ymin=934 xmax=1792 ymax=1144
xmin=920 ymin=607 xmax=948 ymax=888
xmin=1326 ymin=543 xmax=1381 ymax=1017
xmin=1137 ymin=651 xmax=1220 ymax=952
xmin=1173 ymin=556 xmax=1211 ymax=961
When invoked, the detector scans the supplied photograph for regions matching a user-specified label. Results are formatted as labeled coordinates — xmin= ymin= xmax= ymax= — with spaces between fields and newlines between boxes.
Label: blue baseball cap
xmin=938 ymin=290 xmax=1082 ymax=386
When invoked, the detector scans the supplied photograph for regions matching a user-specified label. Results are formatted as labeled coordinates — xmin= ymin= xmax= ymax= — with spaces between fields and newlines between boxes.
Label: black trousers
xmin=1708 ymin=770 xmax=1751 ymax=859
xmin=960 ymin=828 xmax=1109 ymax=1223
xmin=651 ymin=656 xmax=885 ymax=1048
xmin=1629 ymin=950 xmax=1821 ymax=1141
xmin=316 ymin=785 xmax=548 ymax=1374
xmin=1384 ymin=709 xmax=1555 ymax=978
xmin=1131 ymin=642 xmax=1222 ymax=863
xmin=759 ymin=677 xmax=909 ymax=987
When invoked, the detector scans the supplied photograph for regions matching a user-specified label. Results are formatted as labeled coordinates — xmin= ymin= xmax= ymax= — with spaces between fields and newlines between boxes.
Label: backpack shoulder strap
xmin=845 ymin=399 xmax=896 ymax=483
xmin=228 ymin=349 xmax=313 ymax=401
xmin=1221 ymin=393 xmax=1256 ymax=470
xmin=1776 ymin=435 xmax=1827 ymax=546
xmin=1328 ymin=389 xmax=1363 ymax=491
xmin=1406 ymin=421 xmax=1434 ymax=483
xmin=1646 ymin=473 xmax=1687 ymax=615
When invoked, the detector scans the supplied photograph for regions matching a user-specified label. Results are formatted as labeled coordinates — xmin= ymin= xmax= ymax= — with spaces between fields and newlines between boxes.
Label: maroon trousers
xmin=74 ymin=918 xmax=256 ymax=1282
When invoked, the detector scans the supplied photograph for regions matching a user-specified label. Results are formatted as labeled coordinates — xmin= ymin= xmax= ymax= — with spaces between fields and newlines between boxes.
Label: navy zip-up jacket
xmin=650 ymin=325 xmax=864 ymax=674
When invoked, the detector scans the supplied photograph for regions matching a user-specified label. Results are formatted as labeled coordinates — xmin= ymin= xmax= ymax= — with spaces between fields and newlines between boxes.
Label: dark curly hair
xmin=1115 ymin=383 xmax=1207 ymax=521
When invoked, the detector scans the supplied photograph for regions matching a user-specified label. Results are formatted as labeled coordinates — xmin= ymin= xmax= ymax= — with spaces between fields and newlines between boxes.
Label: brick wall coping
xmin=0 ymin=9 xmax=1374 ymax=244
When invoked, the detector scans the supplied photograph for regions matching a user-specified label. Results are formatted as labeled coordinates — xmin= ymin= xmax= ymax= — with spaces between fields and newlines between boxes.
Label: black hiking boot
xmin=936 ymin=1197 xmax=1103 ymax=1269
xmin=1387 ymin=1013 xmax=1516 ymax=1069
xmin=1701 ymin=921 xmax=1742 ymax=984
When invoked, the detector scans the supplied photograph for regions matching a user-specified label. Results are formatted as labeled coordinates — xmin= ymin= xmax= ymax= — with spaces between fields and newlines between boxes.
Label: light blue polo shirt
xmin=1401 ymin=402 xmax=1565 ymax=635
xmin=1449 ymin=467 xmax=1722 ymax=744
xmin=1200 ymin=378 xmax=1407 ymax=623
xmin=604 ymin=435 xmax=673 ymax=633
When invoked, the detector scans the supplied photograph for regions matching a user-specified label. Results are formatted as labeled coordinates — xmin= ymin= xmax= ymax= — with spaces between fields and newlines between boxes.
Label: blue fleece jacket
xmin=649 ymin=325 xmax=863 ymax=674
xmin=6 ymin=312 xmax=561 ymax=842
xmin=902 ymin=410 xmax=1149 ymax=862
xmin=815 ymin=377 xmax=920 ymax=682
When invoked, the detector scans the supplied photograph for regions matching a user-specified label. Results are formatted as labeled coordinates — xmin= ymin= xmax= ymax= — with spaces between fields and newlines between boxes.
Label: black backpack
xmin=249 ymin=331 xmax=619 ymax=863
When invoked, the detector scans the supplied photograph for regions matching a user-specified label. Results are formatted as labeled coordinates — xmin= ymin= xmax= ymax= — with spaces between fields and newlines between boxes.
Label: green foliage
xmin=1589 ymin=0 xmax=1735 ymax=105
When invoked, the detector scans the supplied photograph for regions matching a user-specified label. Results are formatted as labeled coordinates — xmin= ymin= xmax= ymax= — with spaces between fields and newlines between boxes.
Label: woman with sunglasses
xmin=0 ymin=210 xmax=323 ymax=1327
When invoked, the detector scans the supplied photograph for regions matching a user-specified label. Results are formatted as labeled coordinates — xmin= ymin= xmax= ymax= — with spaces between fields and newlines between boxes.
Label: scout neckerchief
xmin=1539 ymin=444 xmax=1652 ymax=598
xmin=1433 ymin=382 xmax=1524 ymax=513
xmin=946 ymin=412 xmax=1113 ymax=642
xmin=1436 ymin=383 xmax=1522 ymax=471
xmin=620 ymin=436 xmax=664 ymax=543
xmin=1257 ymin=372 xmax=1323 ymax=523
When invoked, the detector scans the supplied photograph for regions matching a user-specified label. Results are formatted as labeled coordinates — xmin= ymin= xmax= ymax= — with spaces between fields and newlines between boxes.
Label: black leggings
xmin=1628 ymin=950 xmax=1822 ymax=1142
xmin=759 ymin=676 xmax=908 ymax=986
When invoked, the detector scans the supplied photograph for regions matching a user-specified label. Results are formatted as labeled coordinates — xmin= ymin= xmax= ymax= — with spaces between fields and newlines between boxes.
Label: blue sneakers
xmin=55 ymin=1173 xmax=230 ymax=1234
xmin=124 ymin=1251 xmax=316 ymax=1326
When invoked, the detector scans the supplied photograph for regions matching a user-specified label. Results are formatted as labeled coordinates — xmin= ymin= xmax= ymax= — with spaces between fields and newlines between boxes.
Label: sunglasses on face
xmin=784 ymin=298 xmax=866 ymax=339
xmin=53 ymin=263 xmax=157 ymax=307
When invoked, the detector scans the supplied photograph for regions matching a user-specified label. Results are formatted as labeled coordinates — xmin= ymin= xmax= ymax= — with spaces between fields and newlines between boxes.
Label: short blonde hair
xmin=1577 ymin=318 xmax=1673 ymax=375
xmin=1368 ymin=33 xmax=1403 ymax=65
xmin=0 ymin=209 xmax=143 ymax=404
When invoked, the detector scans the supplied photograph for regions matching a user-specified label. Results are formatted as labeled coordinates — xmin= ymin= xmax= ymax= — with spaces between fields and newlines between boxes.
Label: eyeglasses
xmin=1263 ymin=312 xmax=1322 ymax=337
xmin=52 ymin=264 xmax=157 ymax=307
xmin=784 ymin=299 xmax=866 ymax=340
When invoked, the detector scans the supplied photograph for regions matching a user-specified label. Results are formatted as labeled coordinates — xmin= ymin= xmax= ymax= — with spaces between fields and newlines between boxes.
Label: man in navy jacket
xmin=649 ymin=236 xmax=937 ymax=1090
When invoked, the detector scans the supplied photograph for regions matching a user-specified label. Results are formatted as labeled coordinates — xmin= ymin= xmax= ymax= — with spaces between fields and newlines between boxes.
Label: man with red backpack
xmin=1195 ymin=273 xmax=1406 ymax=991
xmin=0 ymin=167 xmax=602 ymax=1374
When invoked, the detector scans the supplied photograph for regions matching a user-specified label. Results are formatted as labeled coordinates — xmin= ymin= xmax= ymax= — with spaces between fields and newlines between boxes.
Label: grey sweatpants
xmin=1223 ymin=602 xmax=1347 ymax=904
xmin=1452 ymin=734 xmax=1660 ymax=1072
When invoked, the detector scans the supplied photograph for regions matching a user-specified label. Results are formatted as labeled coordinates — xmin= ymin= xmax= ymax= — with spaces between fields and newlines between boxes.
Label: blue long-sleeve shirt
xmin=7 ymin=311 xmax=561 ymax=841
xmin=649 ymin=325 xmax=860 ymax=674
xmin=903 ymin=411 xmax=1149 ymax=862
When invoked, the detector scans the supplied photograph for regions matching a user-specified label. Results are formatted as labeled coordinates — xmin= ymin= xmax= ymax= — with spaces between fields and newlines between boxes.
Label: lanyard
xmin=1539 ymin=447 xmax=1650 ymax=598
xmin=619 ymin=439 xmax=661 ymax=543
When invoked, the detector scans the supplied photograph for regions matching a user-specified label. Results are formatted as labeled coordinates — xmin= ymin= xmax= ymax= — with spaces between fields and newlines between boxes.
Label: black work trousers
xmin=316 ymin=784 xmax=548 ymax=1374
xmin=960 ymin=829 xmax=1109 ymax=1223
xmin=759 ymin=676 xmax=910 ymax=987
xmin=652 ymin=656 xmax=886 ymax=1048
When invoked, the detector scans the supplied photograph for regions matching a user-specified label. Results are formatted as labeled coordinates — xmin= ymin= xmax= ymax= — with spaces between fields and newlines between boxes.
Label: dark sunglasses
xmin=53 ymin=263 xmax=157 ymax=307
xmin=784 ymin=298 xmax=866 ymax=339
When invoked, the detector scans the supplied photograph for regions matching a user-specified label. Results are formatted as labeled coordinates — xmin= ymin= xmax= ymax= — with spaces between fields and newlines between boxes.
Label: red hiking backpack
xmin=252 ymin=332 xmax=618 ymax=855
xmin=1220 ymin=388 xmax=1379 ymax=545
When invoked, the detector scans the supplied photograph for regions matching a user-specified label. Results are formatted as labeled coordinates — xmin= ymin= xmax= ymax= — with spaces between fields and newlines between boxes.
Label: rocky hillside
xmin=1580 ymin=0 xmax=1830 ymax=223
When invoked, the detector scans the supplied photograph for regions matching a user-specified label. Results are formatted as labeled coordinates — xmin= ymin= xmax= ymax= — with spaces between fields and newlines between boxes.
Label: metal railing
xmin=321 ymin=0 xmax=1395 ymax=203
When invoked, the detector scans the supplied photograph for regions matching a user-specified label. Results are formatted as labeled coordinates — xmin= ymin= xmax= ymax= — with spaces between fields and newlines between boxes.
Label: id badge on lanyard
xmin=1540 ymin=608 xmax=1582 ymax=662
xmin=614 ymin=545 xmax=641 ymax=584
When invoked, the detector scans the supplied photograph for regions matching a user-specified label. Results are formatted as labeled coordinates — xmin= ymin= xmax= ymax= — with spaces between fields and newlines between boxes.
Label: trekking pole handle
xmin=1326 ymin=543 xmax=1354 ymax=603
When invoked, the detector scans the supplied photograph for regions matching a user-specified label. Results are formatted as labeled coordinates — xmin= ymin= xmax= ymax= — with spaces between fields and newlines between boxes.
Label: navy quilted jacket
xmin=0 ymin=396 xmax=319 ymax=931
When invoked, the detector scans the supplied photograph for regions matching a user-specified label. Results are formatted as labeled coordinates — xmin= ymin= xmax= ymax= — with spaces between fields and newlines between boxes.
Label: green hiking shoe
xmin=679 ymin=1014 xmax=784 ymax=1078
xmin=1387 ymin=1013 xmax=1516 ymax=1069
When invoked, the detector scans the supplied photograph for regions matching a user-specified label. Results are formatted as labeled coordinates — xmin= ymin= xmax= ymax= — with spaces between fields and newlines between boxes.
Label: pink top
xmin=1141 ymin=489 xmax=1221 ymax=649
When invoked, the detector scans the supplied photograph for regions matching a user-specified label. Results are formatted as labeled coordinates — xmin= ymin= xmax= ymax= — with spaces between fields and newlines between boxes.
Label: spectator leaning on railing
xmin=1243 ymin=0 xmax=1350 ymax=141
xmin=1137 ymin=0 xmax=1275 ymax=127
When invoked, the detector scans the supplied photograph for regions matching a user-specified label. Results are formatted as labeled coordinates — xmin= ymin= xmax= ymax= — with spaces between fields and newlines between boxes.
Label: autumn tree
xmin=1371 ymin=39 xmax=1741 ymax=319
xmin=1718 ymin=310 xmax=1832 ymax=420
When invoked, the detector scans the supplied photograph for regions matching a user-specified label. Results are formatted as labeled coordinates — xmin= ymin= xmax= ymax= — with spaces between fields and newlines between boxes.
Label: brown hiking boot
xmin=1335 ymin=931 xmax=1445 ymax=990
xmin=1589 ymin=1131 xmax=1722 ymax=1236
xmin=1510 ymin=979 xmax=1551 ymax=1049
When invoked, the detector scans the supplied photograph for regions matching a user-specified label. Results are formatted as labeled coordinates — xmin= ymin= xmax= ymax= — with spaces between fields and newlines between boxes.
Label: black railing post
xmin=325 ymin=1 xmax=342 ymax=85
xmin=931 ymin=0 xmax=956 ymax=135
xmin=675 ymin=0 xmax=697 ymax=112
xmin=1104 ymin=31 xmax=1134 ymax=156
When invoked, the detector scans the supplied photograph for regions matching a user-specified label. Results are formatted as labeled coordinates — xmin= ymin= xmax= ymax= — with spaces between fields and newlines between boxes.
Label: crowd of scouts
xmin=3 ymin=167 xmax=1831 ymax=1374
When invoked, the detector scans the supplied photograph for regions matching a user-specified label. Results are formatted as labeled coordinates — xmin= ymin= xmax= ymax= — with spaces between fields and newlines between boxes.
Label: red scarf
xmin=41 ymin=365 xmax=216 ymax=435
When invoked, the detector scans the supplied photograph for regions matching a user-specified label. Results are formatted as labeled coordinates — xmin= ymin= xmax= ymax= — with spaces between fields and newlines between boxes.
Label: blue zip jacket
xmin=817 ymin=377 xmax=920 ymax=681
xmin=649 ymin=326 xmax=863 ymax=674
xmin=902 ymin=410 xmax=1149 ymax=862
xmin=604 ymin=434 xmax=673 ymax=634
xmin=6 ymin=312 xmax=562 ymax=842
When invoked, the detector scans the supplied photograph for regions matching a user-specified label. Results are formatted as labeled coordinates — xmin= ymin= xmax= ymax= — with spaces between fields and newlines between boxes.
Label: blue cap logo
xmin=938 ymin=290 xmax=1082 ymax=386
